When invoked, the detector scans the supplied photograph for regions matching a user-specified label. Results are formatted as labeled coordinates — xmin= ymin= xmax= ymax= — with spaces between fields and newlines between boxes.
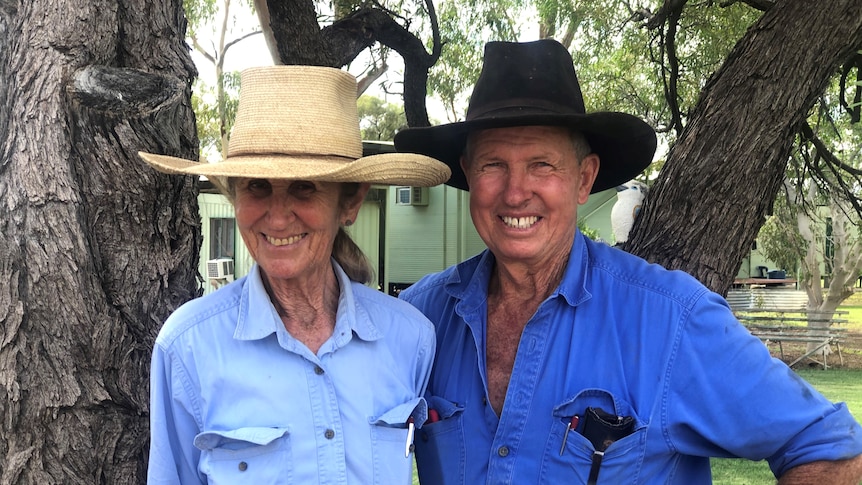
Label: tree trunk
xmin=626 ymin=0 xmax=862 ymax=295
xmin=0 ymin=1 xmax=200 ymax=483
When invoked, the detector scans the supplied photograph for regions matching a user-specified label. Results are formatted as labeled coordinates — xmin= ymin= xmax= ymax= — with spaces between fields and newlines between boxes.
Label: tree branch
xmin=798 ymin=121 xmax=862 ymax=217
xmin=321 ymin=3 xmax=442 ymax=127
xmin=717 ymin=0 xmax=775 ymax=11
xmin=266 ymin=0 xmax=332 ymax=65
xmin=839 ymin=52 xmax=862 ymax=123
xmin=647 ymin=0 xmax=686 ymax=136
xmin=799 ymin=122 xmax=862 ymax=177
xmin=646 ymin=0 xmax=688 ymax=30
xmin=356 ymin=56 xmax=388 ymax=95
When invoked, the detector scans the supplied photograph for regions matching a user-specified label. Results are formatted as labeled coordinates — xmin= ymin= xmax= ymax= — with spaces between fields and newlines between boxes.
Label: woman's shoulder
xmin=350 ymin=282 xmax=434 ymax=330
xmin=155 ymin=279 xmax=244 ymax=347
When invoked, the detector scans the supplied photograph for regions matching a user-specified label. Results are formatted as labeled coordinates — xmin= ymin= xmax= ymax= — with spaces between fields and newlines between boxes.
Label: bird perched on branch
xmin=611 ymin=180 xmax=648 ymax=245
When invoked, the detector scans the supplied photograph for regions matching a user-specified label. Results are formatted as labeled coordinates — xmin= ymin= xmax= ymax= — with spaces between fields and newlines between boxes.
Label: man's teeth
xmin=267 ymin=235 xmax=303 ymax=246
xmin=502 ymin=216 xmax=538 ymax=229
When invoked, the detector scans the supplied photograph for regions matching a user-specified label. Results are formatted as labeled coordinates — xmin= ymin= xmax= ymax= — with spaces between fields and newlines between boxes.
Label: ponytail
xmin=332 ymin=227 xmax=374 ymax=285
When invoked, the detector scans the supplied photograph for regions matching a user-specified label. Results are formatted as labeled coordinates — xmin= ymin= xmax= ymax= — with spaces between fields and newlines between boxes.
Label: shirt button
xmin=314 ymin=366 xmax=324 ymax=375
xmin=324 ymin=429 xmax=335 ymax=439
xmin=498 ymin=446 xmax=509 ymax=457
xmin=238 ymin=461 xmax=248 ymax=471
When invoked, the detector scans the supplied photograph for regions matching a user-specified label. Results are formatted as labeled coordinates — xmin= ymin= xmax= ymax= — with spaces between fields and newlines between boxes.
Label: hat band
xmin=228 ymin=153 xmax=357 ymax=163
xmin=467 ymin=97 xmax=583 ymax=120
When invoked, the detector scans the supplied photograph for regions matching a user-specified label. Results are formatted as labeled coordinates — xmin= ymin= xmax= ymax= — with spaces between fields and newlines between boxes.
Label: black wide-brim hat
xmin=394 ymin=39 xmax=657 ymax=193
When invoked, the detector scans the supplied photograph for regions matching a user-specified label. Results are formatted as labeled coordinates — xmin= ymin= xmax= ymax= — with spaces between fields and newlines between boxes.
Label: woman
xmin=139 ymin=66 xmax=450 ymax=484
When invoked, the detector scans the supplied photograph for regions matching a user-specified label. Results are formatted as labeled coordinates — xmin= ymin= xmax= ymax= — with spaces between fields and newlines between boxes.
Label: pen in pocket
xmin=559 ymin=415 xmax=580 ymax=455
xmin=405 ymin=416 xmax=415 ymax=458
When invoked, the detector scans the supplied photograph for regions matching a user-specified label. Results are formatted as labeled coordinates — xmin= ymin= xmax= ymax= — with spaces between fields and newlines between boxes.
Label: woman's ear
xmin=343 ymin=183 xmax=371 ymax=223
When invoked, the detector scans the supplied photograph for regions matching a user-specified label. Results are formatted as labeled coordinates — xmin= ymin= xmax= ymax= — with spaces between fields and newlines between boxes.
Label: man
xmin=394 ymin=39 xmax=862 ymax=484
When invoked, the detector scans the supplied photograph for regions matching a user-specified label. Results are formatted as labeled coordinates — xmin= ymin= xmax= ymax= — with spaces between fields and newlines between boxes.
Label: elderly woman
xmin=139 ymin=66 xmax=450 ymax=484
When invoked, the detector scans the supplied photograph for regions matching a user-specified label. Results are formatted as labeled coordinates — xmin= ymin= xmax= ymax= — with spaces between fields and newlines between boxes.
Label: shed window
xmin=210 ymin=218 xmax=235 ymax=259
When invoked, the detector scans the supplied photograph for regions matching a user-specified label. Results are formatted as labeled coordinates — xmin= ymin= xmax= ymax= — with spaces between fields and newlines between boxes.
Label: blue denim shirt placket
xmin=486 ymin=300 xmax=557 ymax=484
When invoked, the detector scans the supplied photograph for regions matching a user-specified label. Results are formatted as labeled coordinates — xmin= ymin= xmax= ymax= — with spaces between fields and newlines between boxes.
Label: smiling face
xmin=233 ymin=178 xmax=368 ymax=284
xmin=461 ymin=125 xmax=599 ymax=269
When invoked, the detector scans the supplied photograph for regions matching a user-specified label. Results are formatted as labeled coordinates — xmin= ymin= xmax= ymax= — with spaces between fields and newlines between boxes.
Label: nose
xmin=501 ymin=169 xmax=532 ymax=206
xmin=266 ymin=189 xmax=295 ymax=225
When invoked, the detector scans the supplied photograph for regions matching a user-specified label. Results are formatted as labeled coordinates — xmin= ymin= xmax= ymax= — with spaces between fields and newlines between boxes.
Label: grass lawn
xmin=710 ymin=368 xmax=862 ymax=484
xmin=837 ymin=306 xmax=862 ymax=331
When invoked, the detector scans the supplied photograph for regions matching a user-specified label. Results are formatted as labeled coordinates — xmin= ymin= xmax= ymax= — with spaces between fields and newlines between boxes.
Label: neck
xmin=490 ymin=252 xmax=569 ymax=303
xmin=262 ymin=266 xmax=340 ymax=350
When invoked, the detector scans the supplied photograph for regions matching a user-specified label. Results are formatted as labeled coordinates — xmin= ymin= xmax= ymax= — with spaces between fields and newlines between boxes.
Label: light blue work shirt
xmin=400 ymin=232 xmax=862 ymax=484
xmin=148 ymin=262 xmax=434 ymax=484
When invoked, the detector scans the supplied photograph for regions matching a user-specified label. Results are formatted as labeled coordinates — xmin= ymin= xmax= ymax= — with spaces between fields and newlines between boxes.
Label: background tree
xmin=185 ymin=0 xmax=255 ymax=159
xmin=760 ymin=96 xmax=862 ymax=325
xmin=757 ymin=196 xmax=803 ymax=281
xmin=0 ymin=0 xmax=200 ymax=483
xmin=4 ymin=0 xmax=862 ymax=481
xmin=626 ymin=0 xmax=862 ymax=295
xmin=357 ymin=94 xmax=408 ymax=141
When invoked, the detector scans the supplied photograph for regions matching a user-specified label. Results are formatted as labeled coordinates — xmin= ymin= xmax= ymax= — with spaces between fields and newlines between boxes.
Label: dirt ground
xmin=762 ymin=331 xmax=862 ymax=370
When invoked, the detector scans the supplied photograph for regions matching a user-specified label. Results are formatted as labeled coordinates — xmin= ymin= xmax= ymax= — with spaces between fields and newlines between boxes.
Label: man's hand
xmin=778 ymin=455 xmax=862 ymax=485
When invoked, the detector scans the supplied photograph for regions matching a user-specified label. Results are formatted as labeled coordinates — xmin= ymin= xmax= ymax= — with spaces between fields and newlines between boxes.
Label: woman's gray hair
xmin=225 ymin=178 xmax=375 ymax=284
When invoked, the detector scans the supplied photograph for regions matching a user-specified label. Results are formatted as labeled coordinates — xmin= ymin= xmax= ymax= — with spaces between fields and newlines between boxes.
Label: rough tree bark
xmin=626 ymin=0 xmax=862 ymax=295
xmin=0 ymin=0 xmax=200 ymax=483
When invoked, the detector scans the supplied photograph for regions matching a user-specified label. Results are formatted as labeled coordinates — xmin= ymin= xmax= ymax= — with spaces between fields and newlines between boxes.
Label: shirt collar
xmin=234 ymin=261 xmax=383 ymax=344
xmin=332 ymin=259 xmax=382 ymax=343
xmin=445 ymin=231 xmax=593 ymax=310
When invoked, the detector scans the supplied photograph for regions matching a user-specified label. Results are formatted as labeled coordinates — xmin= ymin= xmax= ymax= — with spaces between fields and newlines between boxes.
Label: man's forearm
xmin=778 ymin=455 xmax=862 ymax=485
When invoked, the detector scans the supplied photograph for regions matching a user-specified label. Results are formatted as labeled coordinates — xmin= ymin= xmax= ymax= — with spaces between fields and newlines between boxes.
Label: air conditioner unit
xmin=207 ymin=258 xmax=234 ymax=280
xmin=394 ymin=186 xmax=429 ymax=206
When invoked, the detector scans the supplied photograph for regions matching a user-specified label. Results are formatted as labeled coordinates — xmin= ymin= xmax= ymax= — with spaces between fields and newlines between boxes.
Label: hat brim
xmin=138 ymin=152 xmax=451 ymax=188
xmin=394 ymin=111 xmax=656 ymax=193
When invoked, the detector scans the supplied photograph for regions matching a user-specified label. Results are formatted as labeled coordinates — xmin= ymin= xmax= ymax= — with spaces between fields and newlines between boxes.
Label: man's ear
xmin=578 ymin=154 xmax=600 ymax=204
xmin=459 ymin=155 xmax=470 ymax=190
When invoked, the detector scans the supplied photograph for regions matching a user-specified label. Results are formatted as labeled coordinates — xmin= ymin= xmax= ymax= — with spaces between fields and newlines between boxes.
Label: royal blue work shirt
xmin=400 ymin=232 xmax=862 ymax=484
xmin=148 ymin=262 xmax=434 ymax=484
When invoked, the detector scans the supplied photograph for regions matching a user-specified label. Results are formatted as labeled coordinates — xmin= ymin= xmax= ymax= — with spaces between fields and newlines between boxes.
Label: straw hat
xmin=139 ymin=66 xmax=450 ymax=188
xmin=393 ymin=40 xmax=655 ymax=193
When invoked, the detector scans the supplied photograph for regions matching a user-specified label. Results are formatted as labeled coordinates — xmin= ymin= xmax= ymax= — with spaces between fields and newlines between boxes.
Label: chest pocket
xmin=413 ymin=395 xmax=466 ymax=485
xmin=195 ymin=427 xmax=292 ymax=484
xmin=541 ymin=389 xmax=647 ymax=484
xmin=369 ymin=398 xmax=426 ymax=483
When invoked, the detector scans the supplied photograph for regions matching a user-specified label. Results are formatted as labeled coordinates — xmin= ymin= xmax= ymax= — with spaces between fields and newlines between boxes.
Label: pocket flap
xmin=426 ymin=395 xmax=464 ymax=421
xmin=370 ymin=397 xmax=427 ymax=428
xmin=194 ymin=427 xmax=290 ymax=451
xmin=552 ymin=388 xmax=634 ymax=420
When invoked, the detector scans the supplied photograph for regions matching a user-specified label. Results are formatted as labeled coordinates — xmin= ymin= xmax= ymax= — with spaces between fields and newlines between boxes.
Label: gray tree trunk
xmin=626 ymin=0 xmax=862 ymax=295
xmin=0 ymin=0 xmax=201 ymax=483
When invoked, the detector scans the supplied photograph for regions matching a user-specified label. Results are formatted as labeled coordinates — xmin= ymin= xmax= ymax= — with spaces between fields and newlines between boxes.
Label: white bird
xmin=611 ymin=180 xmax=648 ymax=244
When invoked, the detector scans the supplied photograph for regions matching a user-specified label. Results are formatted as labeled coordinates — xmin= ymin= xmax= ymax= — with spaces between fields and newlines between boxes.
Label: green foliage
xmin=191 ymin=79 xmax=220 ymax=158
xmin=758 ymin=199 xmax=806 ymax=277
xmin=357 ymin=95 xmax=407 ymax=141
xmin=184 ymin=0 xmax=256 ymax=160
xmin=191 ymin=72 xmax=241 ymax=160
xmin=183 ymin=0 xmax=218 ymax=38
xmin=428 ymin=0 xmax=523 ymax=121
xmin=577 ymin=221 xmax=601 ymax=241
